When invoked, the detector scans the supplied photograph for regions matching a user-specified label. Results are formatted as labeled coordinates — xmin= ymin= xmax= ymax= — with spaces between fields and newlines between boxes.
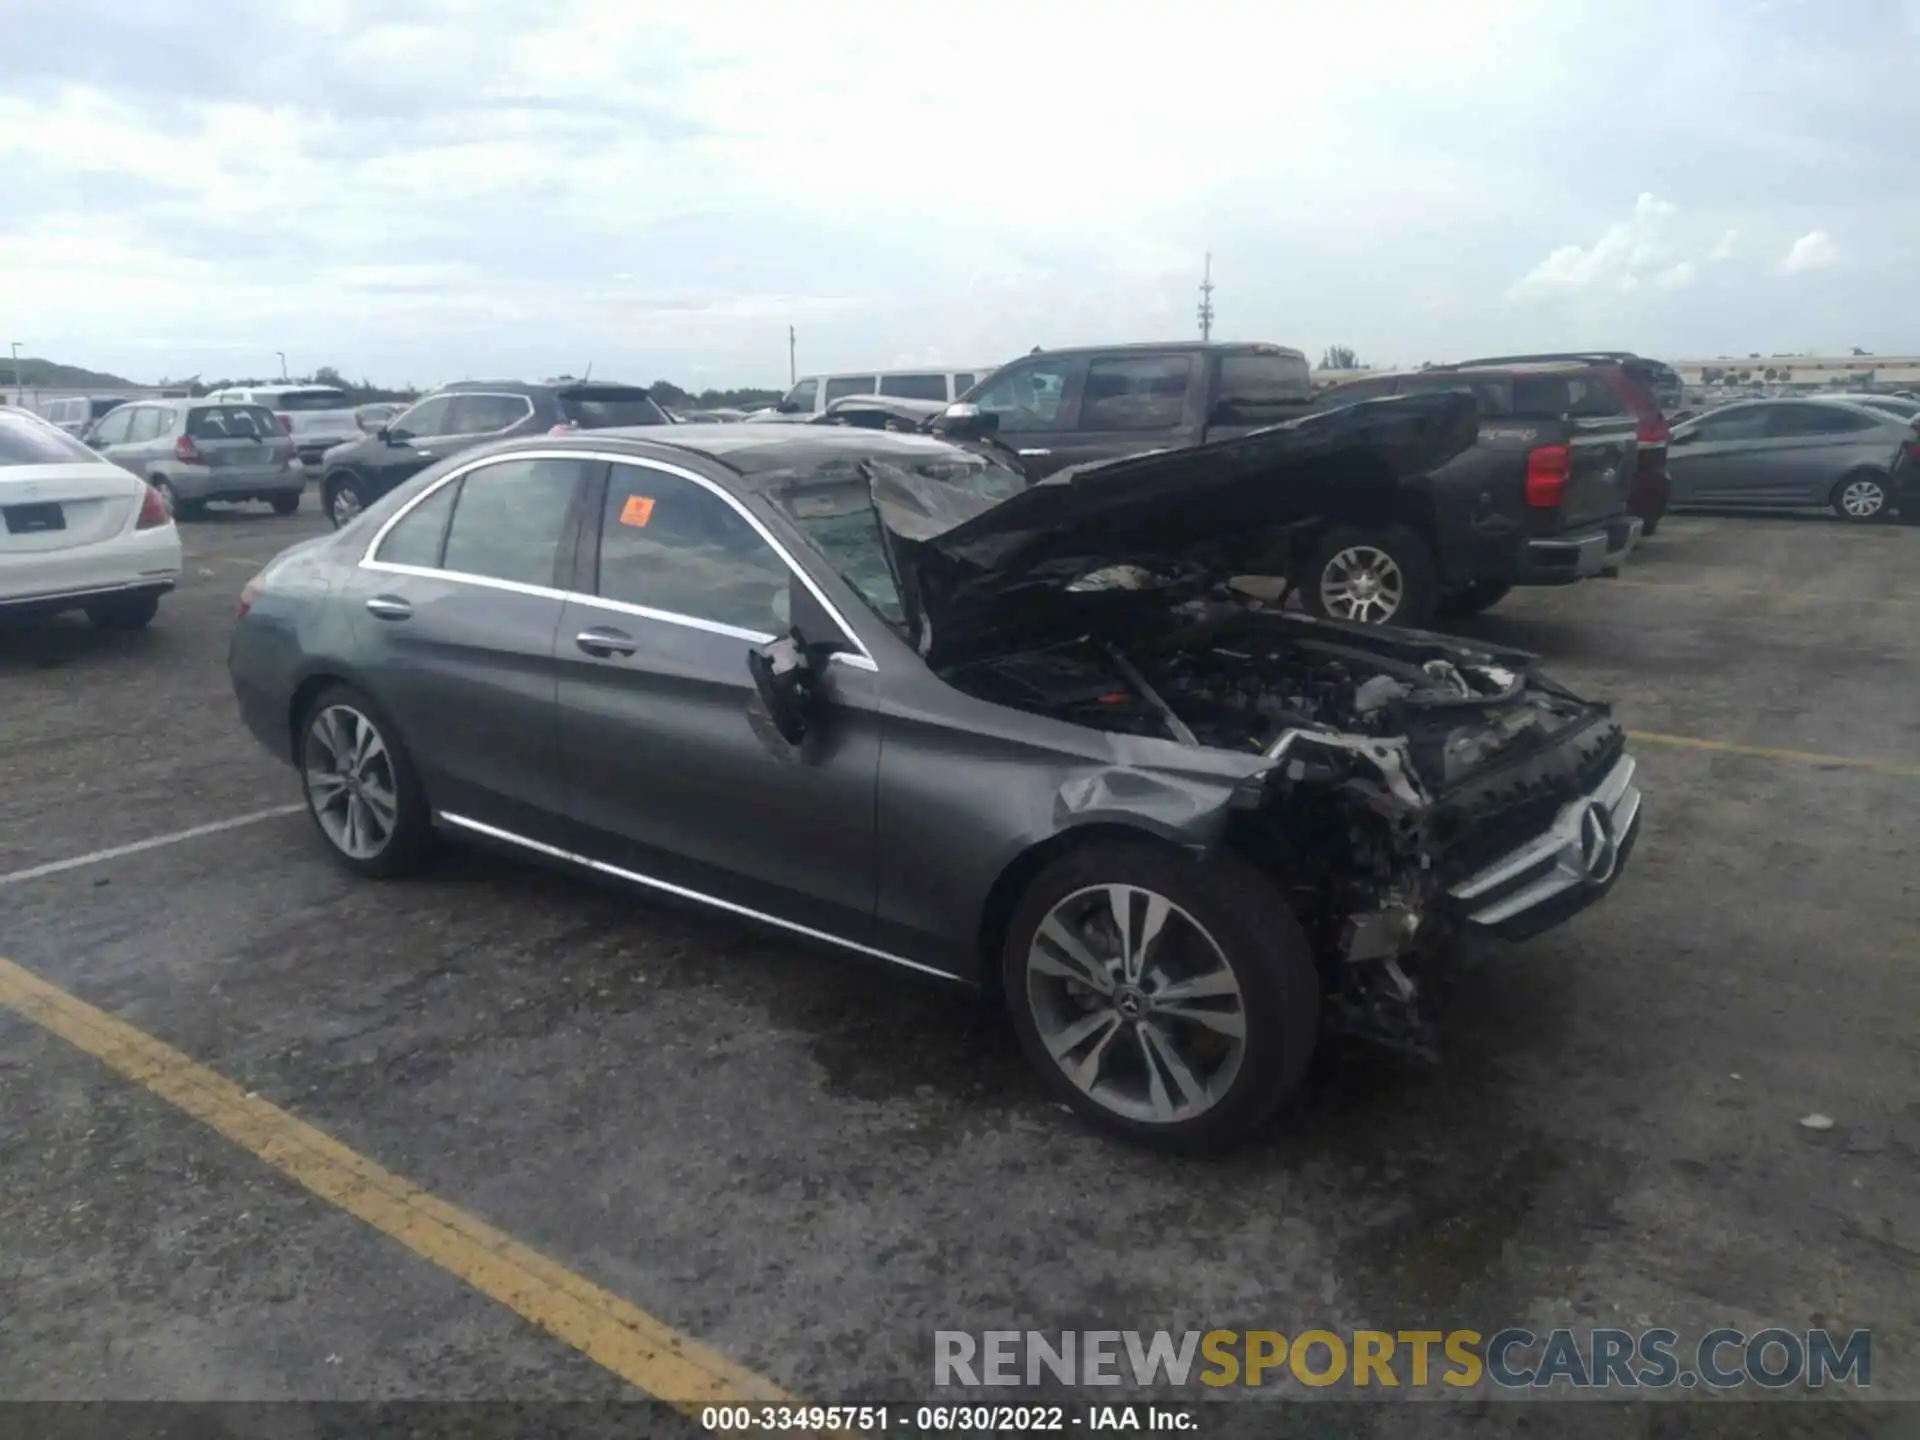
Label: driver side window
xmin=391 ymin=395 xmax=452 ymax=438
xmin=972 ymin=358 xmax=1077 ymax=433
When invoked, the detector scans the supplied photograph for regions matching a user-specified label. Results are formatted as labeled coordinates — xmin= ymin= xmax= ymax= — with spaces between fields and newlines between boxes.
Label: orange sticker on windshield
xmin=619 ymin=494 xmax=655 ymax=527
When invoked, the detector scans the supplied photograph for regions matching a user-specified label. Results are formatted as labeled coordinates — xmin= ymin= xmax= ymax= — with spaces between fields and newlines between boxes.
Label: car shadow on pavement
xmin=0 ymin=616 xmax=159 ymax=671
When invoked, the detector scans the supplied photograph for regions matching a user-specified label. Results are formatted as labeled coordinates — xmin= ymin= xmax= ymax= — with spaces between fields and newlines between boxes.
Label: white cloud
xmin=1506 ymin=193 xmax=1683 ymax=301
xmin=1655 ymin=262 xmax=1697 ymax=291
xmin=1780 ymin=231 xmax=1839 ymax=273
xmin=1708 ymin=230 xmax=1739 ymax=262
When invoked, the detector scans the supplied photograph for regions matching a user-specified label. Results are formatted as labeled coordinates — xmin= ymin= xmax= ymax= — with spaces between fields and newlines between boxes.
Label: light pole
xmin=788 ymin=327 xmax=796 ymax=386
xmin=8 ymin=342 xmax=20 ymax=404
xmin=276 ymin=351 xmax=288 ymax=381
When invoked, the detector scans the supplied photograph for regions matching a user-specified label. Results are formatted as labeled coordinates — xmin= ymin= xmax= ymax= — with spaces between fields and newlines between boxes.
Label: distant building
xmin=1674 ymin=355 xmax=1920 ymax=387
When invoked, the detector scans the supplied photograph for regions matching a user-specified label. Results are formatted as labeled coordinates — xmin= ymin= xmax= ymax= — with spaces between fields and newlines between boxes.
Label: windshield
xmin=772 ymin=450 xmax=1027 ymax=628
xmin=0 ymin=408 xmax=98 ymax=465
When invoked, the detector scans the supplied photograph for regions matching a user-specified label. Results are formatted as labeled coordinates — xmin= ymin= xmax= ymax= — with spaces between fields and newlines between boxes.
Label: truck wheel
xmin=1436 ymin=581 xmax=1511 ymax=619
xmin=1301 ymin=525 xmax=1438 ymax=628
xmin=1002 ymin=839 xmax=1319 ymax=1153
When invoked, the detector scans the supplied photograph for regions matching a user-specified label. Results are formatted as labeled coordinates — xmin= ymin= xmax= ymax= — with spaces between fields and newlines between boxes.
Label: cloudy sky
xmin=1 ymin=0 xmax=1915 ymax=389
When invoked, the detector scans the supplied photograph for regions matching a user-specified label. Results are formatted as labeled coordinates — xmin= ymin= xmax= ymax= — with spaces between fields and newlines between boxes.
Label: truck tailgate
xmin=1560 ymin=418 xmax=1638 ymax=530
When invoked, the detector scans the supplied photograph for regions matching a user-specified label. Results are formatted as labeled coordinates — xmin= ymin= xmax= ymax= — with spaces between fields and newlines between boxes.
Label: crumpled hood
xmin=873 ymin=391 xmax=1479 ymax=665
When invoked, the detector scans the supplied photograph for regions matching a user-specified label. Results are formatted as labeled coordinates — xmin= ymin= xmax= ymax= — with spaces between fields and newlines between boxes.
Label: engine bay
xmin=941 ymin=598 xmax=1595 ymax=789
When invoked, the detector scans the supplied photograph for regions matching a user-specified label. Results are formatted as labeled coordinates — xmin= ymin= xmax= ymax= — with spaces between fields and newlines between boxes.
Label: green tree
xmin=1320 ymin=345 xmax=1360 ymax=370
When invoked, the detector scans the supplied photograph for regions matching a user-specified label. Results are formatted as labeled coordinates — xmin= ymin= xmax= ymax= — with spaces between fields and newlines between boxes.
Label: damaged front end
xmin=945 ymin=603 xmax=1641 ymax=1056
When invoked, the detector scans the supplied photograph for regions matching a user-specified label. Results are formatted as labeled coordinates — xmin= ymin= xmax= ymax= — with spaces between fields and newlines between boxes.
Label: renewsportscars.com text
xmin=933 ymin=1328 xmax=1871 ymax=1391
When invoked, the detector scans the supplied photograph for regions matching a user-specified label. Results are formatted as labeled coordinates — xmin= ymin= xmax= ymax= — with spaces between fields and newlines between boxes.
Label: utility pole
xmin=1197 ymin=254 xmax=1215 ymax=342
xmin=788 ymin=326 xmax=796 ymax=385
xmin=276 ymin=351 xmax=288 ymax=381
xmin=7 ymin=342 xmax=20 ymax=404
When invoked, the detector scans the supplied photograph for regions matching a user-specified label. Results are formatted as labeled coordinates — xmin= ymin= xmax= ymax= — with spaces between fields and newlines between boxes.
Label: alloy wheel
xmin=304 ymin=704 xmax=400 ymax=860
xmin=1839 ymin=478 xmax=1886 ymax=520
xmin=1319 ymin=545 xmax=1405 ymax=623
xmin=329 ymin=482 xmax=364 ymax=527
xmin=1025 ymin=884 xmax=1247 ymax=1125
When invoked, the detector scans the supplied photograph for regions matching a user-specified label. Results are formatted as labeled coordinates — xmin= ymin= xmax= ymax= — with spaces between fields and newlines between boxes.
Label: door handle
xmin=575 ymin=627 xmax=637 ymax=658
xmin=365 ymin=595 xmax=413 ymax=620
xmin=1018 ymin=447 xmax=1051 ymax=456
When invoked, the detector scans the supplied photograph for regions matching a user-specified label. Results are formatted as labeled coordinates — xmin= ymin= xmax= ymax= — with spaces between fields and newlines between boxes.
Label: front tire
xmin=1832 ymin=472 xmax=1888 ymax=523
xmin=323 ymin=471 xmax=368 ymax=529
xmin=1300 ymin=524 xmax=1438 ymax=628
xmin=296 ymin=683 xmax=432 ymax=878
xmin=85 ymin=592 xmax=160 ymax=630
xmin=1002 ymin=840 xmax=1319 ymax=1153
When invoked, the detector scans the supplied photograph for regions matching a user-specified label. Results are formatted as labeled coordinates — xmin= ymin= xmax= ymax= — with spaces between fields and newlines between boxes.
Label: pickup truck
xmin=949 ymin=348 xmax=1643 ymax=628
xmin=954 ymin=341 xmax=1316 ymax=476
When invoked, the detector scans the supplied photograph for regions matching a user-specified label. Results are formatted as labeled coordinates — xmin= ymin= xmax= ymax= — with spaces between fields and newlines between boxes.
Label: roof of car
xmin=488 ymin=422 xmax=982 ymax=488
xmin=1021 ymin=341 xmax=1308 ymax=360
xmin=433 ymin=378 xmax=653 ymax=395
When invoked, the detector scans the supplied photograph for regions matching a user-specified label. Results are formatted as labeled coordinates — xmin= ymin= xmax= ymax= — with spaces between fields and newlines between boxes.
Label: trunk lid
xmin=188 ymin=405 xmax=292 ymax=470
xmin=0 ymin=462 xmax=142 ymax=553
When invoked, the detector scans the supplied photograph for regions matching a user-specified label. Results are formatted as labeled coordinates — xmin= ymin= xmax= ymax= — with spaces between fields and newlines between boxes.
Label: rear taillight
xmin=277 ymin=413 xmax=293 ymax=434
xmin=1904 ymin=439 xmax=1920 ymax=465
xmin=174 ymin=434 xmax=205 ymax=463
xmin=136 ymin=483 xmax=171 ymax=529
xmin=1526 ymin=444 xmax=1571 ymax=508
xmin=237 ymin=570 xmax=266 ymax=619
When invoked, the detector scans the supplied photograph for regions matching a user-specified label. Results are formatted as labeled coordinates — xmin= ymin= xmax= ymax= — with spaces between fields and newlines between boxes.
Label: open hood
xmin=871 ymin=391 xmax=1479 ymax=666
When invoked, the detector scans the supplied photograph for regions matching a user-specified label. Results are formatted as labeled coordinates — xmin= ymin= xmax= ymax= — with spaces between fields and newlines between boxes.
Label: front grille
xmin=1446 ymin=754 xmax=1641 ymax=929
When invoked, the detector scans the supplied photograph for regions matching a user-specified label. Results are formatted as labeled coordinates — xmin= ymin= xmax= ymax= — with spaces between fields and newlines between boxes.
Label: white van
xmin=752 ymin=368 xmax=995 ymax=421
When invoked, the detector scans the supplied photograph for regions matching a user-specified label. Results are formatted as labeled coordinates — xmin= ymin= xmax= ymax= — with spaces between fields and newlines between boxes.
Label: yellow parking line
xmin=1628 ymin=731 xmax=1920 ymax=778
xmin=1607 ymin=578 xmax=1920 ymax=606
xmin=0 ymin=955 xmax=803 ymax=1419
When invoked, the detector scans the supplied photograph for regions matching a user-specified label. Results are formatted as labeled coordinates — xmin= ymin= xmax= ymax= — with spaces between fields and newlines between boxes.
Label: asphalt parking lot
xmin=2 ymin=496 xmax=1916 ymax=1430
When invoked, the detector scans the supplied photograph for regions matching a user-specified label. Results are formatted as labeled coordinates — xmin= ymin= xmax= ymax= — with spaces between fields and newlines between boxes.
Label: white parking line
xmin=0 ymin=805 xmax=305 ymax=889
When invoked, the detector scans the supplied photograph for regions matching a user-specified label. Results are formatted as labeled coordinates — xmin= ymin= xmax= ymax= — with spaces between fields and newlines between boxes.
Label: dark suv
xmin=318 ymin=380 xmax=669 ymax=527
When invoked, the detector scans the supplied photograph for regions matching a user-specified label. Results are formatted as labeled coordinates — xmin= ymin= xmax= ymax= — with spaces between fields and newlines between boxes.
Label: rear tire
xmin=270 ymin=491 xmax=300 ymax=516
xmin=1300 ymin=524 xmax=1438 ymax=628
xmin=85 ymin=593 xmax=160 ymax=631
xmin=1831 ymin=471 xmax=1888 ymax=523
xmin=1002 ymin=839 xmax=1320 ymax=1153
xmin=1436 ymin=581 xmax=1511 ymax=619
xmin=295 ymin=683 xmax=433 ymax=878
xmin=150 ymin=477 xmax=202 ymax=521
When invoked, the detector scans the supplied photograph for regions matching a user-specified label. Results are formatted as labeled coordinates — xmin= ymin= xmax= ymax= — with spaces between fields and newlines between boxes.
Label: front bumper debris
xmin=1446 ymin=753 xmax=1642 ymax=940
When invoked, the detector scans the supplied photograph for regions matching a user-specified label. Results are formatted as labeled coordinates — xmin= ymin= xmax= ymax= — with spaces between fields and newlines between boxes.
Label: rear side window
xmin=559 ymin=390 xmax=669 ymax=428
xmin=878 ymin=373 xmax=947 ymax=402
xmin=595 ymin=463 xmax=790 ymax=635
xmin=824 ymin=376 xmax=879 ymax=403
xmin=440 ymin=457 xmax=589 ymax=587
xmin=0 ymin=409 xmax=97 ymax=465
xmin=1080 ymin=355 xmax=1192 ymax=431
xmin=1767 ymin=404 xmax=1878 ymax=437
xmin=951 ymin=373 xmax=976 ymax=394
xmin=445 ymin=393 xmax=533 ymax=435
xmin=1217 ymin=352 xmax=1311 ymax=422
xmin=375 ymin=480 xmax=461 ymax=567
xmin=188 ymin=405 xmax=277 ymax=439
xmin=270 ymin=389 xmax=350 ymax=412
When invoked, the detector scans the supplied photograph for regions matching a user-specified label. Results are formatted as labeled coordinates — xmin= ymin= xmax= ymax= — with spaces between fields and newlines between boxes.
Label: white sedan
xmin=0 ymin=406 xmax=182 ymax=629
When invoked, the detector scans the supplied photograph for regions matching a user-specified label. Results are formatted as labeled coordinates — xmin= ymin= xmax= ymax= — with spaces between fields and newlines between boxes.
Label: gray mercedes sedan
xmin=230 ymin=403 xmax=1642 ymax=1151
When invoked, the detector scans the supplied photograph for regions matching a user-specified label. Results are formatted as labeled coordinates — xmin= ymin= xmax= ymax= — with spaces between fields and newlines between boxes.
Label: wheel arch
xmin=975 ymin=820 xmax=1203 ymax=1002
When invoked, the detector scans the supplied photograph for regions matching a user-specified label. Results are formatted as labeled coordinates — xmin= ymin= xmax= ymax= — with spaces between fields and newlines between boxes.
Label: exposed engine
xmin=943 ymin=597 xmax=1614 ymax=1057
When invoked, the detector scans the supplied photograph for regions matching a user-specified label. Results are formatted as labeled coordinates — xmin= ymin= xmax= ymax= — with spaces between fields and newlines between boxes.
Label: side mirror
xmin=775 ymin=400 xmax=803 ymax=415
xmin=83 ymin=433 xmax=104 ymax=449
xmin=935 ymin=401 xmax=999 ymax=438
xmin=747 ymin=630 xmax=820 ymax=745
xmin=382 ymin=426 xmax=410 ymax=445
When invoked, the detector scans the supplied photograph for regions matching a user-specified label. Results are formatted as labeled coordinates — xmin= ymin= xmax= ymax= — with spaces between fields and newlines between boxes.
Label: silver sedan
xmin=1665 ymin=398 xmax=1915 ymax=521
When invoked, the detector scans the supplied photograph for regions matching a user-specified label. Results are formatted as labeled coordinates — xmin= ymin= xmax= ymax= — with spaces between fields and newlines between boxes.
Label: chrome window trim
xmin=437 ymin=811 xmax=961 ymax=981
xmin=359 ymin=448 xmax=879 ymax=669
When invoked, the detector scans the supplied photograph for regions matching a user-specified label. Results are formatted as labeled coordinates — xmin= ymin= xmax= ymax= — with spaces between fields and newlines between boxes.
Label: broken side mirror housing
xmin=747 ymin=629 xmax=820 ymax=745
